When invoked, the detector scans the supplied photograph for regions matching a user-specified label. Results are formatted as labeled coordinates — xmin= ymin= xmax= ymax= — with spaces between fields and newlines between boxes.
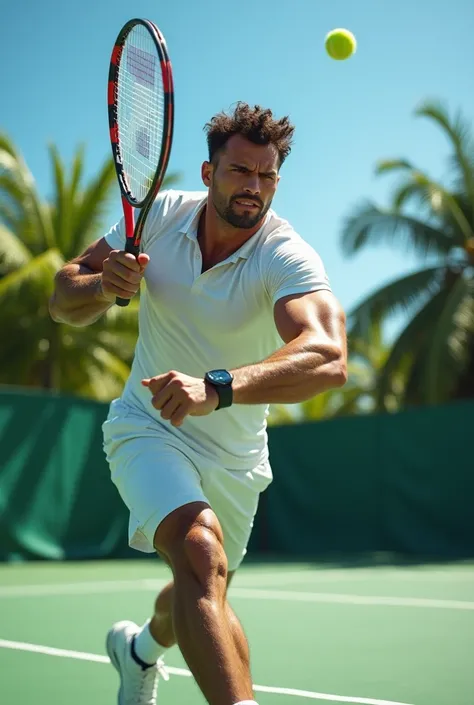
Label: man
xmin=49 ymin=102 xmax=347 ymax=705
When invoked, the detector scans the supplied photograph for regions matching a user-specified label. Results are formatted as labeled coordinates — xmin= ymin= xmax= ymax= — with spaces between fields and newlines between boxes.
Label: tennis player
xmin=49 ymin=102 xmax=347 ymax=705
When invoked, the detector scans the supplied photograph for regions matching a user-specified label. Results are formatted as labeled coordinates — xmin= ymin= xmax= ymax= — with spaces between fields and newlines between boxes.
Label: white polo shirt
xmin=104 ymin=189 xmax=331 ymax=469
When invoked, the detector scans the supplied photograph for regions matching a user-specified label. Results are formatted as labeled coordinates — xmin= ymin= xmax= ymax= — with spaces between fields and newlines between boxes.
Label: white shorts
xmin=102 ymin=399 xmax=273 ymax=571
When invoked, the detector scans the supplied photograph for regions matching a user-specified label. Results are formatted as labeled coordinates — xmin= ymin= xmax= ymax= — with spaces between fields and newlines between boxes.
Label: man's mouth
xmin=233 ymin=199 xmax=261 ymax=209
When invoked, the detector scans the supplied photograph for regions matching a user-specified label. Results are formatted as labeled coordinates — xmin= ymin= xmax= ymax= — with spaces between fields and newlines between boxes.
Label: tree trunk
xmin=452 ymin=335 xmax=474 ymax=400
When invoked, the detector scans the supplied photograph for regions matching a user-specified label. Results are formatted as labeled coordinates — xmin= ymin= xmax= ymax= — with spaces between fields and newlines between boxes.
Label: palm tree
xmin=341 ymin=100 xmax=474 ymax=407
xmin=0 ymin=134 xmax=180 ymax=400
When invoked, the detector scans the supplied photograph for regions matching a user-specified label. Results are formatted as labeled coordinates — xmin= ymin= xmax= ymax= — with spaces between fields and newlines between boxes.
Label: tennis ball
xmin=325 ymin=28 xmax=357 ymax=61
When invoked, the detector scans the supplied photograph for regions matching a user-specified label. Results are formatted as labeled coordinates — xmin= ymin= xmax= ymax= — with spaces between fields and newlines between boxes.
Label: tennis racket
xmin=108 ymin=18 xmax=174 ymax=307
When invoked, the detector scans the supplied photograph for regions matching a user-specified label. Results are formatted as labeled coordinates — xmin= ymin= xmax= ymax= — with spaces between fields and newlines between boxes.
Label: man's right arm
xmin=49 ymin=237 xmax=149 ymax=327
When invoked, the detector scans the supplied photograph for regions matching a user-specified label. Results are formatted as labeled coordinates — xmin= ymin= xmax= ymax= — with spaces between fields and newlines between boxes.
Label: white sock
xmin=234 ymin=702 xmax=259 ymax=705
xmin=133 ymin=619 xmax=168 ymax=666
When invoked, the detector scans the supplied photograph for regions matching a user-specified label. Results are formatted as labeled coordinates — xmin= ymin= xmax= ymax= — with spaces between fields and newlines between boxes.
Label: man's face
xmin=205 ymin=134 xmax=280 ymax=229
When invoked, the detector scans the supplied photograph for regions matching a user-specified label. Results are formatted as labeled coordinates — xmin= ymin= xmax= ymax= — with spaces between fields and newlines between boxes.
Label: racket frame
xmin=107 ymin=18 xmax=174 ymax=303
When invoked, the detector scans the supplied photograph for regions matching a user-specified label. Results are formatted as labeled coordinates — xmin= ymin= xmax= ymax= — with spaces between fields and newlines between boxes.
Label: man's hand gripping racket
xmin=107 ymin=18 xmax=174 ymax=306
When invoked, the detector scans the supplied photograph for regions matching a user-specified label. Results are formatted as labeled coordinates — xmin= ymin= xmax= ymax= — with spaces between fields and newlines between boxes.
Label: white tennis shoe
xmin=106 ymin=620 xmax=169 ymax=705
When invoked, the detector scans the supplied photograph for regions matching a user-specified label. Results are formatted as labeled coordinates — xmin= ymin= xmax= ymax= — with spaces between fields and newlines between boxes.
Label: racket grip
xmin=116 ymin=296 xmax=131 ymax=307
xmin=115 ymin=239 xmax=140 ymax=307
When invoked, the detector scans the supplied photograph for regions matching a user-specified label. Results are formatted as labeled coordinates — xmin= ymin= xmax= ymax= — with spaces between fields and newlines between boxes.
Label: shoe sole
xmin=106 ymin=628 xmax=125 ymax=705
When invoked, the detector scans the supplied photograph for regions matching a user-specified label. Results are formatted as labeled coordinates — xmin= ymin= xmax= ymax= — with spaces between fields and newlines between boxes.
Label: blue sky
xmin=1 ymin=0 xmax=473 ymax=334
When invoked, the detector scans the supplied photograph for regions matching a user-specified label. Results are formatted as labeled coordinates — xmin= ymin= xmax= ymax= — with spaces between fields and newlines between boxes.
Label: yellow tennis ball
xmin=325 ymin=28 xmax=357 ymax=60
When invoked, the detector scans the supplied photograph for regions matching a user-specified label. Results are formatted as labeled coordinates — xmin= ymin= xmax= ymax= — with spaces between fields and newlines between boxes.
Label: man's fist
xmin=100 ymin=250 xmax=150 ymax=302
xmin=142 ymin=371 xmax=219 ymax=427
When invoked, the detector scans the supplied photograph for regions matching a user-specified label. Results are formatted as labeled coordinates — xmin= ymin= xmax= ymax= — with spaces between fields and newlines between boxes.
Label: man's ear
xmin=201 ymin=160 xmax=213 ymax=187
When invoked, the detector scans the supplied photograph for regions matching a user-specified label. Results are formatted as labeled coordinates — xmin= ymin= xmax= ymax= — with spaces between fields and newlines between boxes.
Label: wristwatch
xmin=205 ymin=369 xmax=234 ymax=410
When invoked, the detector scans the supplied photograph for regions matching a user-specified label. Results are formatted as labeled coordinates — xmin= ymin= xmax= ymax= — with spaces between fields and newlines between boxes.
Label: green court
xmin=1 ymin=559 xmax=473 ymax=705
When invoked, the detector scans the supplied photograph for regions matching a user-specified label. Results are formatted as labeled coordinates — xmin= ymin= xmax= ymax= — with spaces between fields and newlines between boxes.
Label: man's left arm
xmin=230 ymin=289 xmax=347 ymax=404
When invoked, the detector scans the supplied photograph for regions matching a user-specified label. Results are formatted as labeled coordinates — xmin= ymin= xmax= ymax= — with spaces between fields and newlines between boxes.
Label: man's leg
xmin=103 ymin=410 xmax=259 ymax=704
xmin=150 ymin=500 xmax=255 ymax=705
xmin=138 ymin=571 xmax=249 ymax=668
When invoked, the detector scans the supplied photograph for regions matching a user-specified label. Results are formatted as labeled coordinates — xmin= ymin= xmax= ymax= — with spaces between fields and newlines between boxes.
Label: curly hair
xmin=204 ymin=102 xmax=295 ymax=168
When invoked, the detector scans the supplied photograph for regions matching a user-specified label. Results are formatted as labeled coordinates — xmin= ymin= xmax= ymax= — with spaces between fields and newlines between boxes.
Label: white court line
xmin=0 ymin=575 xmax=339 ymax=595
xmin=243 ymin=569 xmax=474 ymax=587
xmin=235 ymin=572 xmax=397 ymax=587
xmin=230 ymin=587 xmax=474 ymax=611
xmin=0 ymin=579 xmax=167 ymax=598
xmin=0 ymin=638 xmax=414 ymax=705
xmin=235 ymin=570 xmax=474 ymax=589
xmin=0 ymin=580 xmax=473 ymax=610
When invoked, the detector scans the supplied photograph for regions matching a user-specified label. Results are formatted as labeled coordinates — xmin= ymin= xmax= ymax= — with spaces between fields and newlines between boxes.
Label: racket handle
xmin=116 ymin=296 xmax=131 ymax=307
xmin=115 ymin=239 xmax=140 ymax=307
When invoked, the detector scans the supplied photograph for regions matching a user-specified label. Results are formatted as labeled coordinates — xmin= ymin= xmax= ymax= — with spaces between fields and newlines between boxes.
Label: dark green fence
xmin=1 ymin=387 xmax=473 ymax=562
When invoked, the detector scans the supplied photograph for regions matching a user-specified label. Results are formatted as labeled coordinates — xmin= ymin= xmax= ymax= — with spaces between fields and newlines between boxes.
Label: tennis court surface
xmin=1 ymin=558 xmax=473 ymax=705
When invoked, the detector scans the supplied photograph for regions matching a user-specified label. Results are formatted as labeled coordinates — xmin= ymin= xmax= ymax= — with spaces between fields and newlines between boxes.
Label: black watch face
xmin=207 ymin=369 xmax=233 ymax=386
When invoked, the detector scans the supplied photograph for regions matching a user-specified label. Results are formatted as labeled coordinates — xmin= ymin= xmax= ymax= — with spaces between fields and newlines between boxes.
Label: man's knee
xmin=155 ymin=569 xmax=235 ymax=617
xmin=154 ymin=501 xmax=228 ymax=584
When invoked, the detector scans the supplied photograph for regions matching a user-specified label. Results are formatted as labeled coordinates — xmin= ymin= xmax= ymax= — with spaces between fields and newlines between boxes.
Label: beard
xmin=211 ymin=185 xmax=272 ymax=229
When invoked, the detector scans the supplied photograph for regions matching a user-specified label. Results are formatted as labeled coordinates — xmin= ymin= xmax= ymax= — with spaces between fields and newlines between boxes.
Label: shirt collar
xmin=178 ymin=195 xmax=207 ymax=240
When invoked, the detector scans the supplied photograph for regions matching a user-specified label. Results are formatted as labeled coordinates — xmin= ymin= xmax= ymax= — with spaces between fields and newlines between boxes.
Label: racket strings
xmin=117 ymin=24 xmax=165 ymax=202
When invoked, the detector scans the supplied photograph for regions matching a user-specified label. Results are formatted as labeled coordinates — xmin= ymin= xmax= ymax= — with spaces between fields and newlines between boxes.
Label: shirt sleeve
xmin=263 ymin=235 xmax=332 ymax=305
xmin=103 ymin=190 xmax=172 ymax=251
xmin=103 ymin=217 xmax=126 ymax=250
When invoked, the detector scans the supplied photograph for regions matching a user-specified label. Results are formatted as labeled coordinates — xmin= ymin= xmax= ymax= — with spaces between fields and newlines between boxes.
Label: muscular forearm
xmin=49 ymin=264 xmax=113 ymax=327
xmin=231 ymin=332 xmax=347 ymax=405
